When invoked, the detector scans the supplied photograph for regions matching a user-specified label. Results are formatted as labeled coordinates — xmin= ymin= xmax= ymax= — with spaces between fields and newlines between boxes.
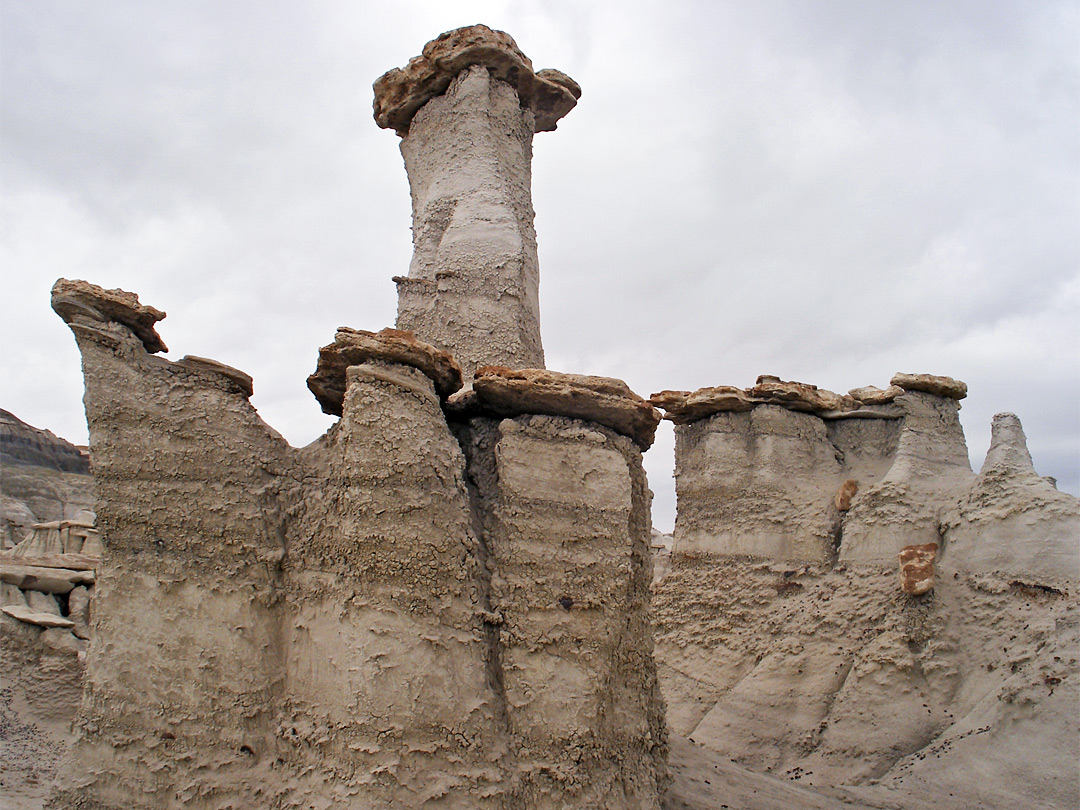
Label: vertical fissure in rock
xmin=449 ymin=417 xmax=513 ymax=737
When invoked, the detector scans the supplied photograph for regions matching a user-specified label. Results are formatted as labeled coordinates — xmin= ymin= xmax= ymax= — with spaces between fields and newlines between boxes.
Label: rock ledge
xmin=449 ymin=366 xmax=661 ymax=449
xmin=373 ymin=24 xmax=580 ymax=136
xmin=51 ymin=278 xmax=168 ymax=353
xmin=308 ymin=327 xmax=463 ymax=416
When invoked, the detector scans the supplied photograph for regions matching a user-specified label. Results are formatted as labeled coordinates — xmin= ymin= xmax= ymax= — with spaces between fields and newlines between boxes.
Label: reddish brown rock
xmin=466 ymin=366 xmax=661 ymax=449
xmin=308 ymin=327 xmax=463 ymax=416
xmin=749 ymin=376 xmax=860 ymax=414
xmin=373 ymin=24 xmax=580 ymax=136
xmin=649 ymin=386 xmax=759 ymax=424
xmin=51 ymin=278 xmax=168 ymax=353
xmin=891 ymin=373 xmax=967 ymax=400
xmin=834 ymin=479 xmax=859 ymax=511
xmin=848 ymin=385 xmax=904 ymax=405
xmin=899 ymin=543 xmax=939 ymax=595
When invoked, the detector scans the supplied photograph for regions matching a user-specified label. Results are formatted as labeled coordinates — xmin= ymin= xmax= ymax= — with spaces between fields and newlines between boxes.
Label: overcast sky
xmin=2 ymin=0 xmax=1077 ymax=530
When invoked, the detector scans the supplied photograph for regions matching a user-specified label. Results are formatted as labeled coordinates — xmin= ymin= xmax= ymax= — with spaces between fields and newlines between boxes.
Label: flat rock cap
xmin=308 ymin=327 xmax=463 ymax=416
xmin=891 ymin=372 xmax=968 ymax=400
xmin=453 ymin=366 xmax=661 ymax=449
xmin=51 ymin=278 xmax=168 ymax=353
xmin=373 ymin=24 xmax=580 ymax=136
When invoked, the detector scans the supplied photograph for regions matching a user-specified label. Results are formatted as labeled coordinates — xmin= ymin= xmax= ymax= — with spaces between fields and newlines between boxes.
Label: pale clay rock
xmin=463 ymin=366 xmax=661 ymax=450
xmin=9 ymin=520 xmax=100 ymax=558
xmin=891 ymin=372 xmax=968 ymax=400
xmin=942 ymin=412 xmax=1080 ymax=583
xmin=393 ymin=63 xmax=549 ymax=376
xmin=1 ymin=581 xmax=28 ymax=607
xmin=0 ymin=564 xmax=94 ymax=594
xmin=24 ymin=588 xmax=60 ymax=615
xmin=899 ymin=542 xmax=938 ymax=595
xmin=840 ymin=391 xmax=974 ymax=564
xmin=672 ymin=405 xmax=849 ymax=562
xmin=2 ymin=604 xmax=76 ymax=629
xmin=176 ymin=355 xmax=254 ymax=398
xmin=67 ymin=585 xmax=92 ymax=640
xmin=373 ymin=24 xmax=580 ymax=136
xmin=51 ymin=271 xmax=666 ymax=806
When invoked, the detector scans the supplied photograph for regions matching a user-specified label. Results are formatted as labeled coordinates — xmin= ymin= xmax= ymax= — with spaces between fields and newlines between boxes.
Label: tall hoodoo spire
xmin=374 ymin=25 xmax=580 ymax=378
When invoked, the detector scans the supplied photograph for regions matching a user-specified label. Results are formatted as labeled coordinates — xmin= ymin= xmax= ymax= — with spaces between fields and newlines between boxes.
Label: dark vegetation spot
xmin=1010 ymin=580 xmax=1066 ymax=598
xmin=772 ymin=580 xmax=803 ymax=594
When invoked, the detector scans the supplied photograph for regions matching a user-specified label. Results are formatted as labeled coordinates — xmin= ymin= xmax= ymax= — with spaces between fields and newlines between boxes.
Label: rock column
xmin=48 ymin=280 xmax=297 ymax=810
xmin=285 ymin=353 xmax=508 ymax=808
xmin=373 ymin=24 xmax=580 ymax=378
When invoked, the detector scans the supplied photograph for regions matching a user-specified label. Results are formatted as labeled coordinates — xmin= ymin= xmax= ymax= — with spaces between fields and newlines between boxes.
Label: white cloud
xmin=2 ymin=0 xmax=1076 ymax=526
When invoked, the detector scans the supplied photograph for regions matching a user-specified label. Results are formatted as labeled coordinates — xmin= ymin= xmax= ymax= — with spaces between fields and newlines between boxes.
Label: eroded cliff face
xmin=651 ymin=373 xmax=1080 ymax=809
xmin=1 ymin=409 xmax=95 ymax=548
xmin=656 ymin=375 xmax=979 ymax=565
xmin=45 ymin=276 xmax=667 ymax=810
xmin=454 ymin=414 xmax=666 ymax=807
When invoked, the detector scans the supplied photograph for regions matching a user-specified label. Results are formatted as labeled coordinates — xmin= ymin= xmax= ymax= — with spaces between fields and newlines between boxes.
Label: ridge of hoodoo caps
xmin=445 ymin=365 xmax=662 ymax=450
xmin=650 ymin=373 xmax=967 ymax=426
xmin=373 ymin=23 xmax=581 ymax=136
xmin=307 ymin=327 xmax=464 ymax=416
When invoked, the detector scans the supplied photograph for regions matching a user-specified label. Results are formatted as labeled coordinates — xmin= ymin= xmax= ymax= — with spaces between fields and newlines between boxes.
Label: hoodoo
xmin=375 ymin=24 xmax=580 ymax=378
xmin=44 ymin=25 xmax=666 ymax=810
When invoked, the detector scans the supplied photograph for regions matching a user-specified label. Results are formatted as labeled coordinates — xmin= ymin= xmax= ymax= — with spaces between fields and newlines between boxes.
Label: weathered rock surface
xmin=455 ymin=414 xmax=667 ymax=806
xmin=49 ymin=281 xmax=300 ymax=810
xmin=942 ymin=413 xmax=1080 ymax=584
xmin=175 ymin=355 xmax=254 ymax=398
xmin=0 ymin=564 xmax=94 ymax=594
xmin=389 ymin=32 xmax=571 ymax=375
xmin=652 ymin=556 xmax=1079 ymax=808
xmin=307 ymin=326 xmax=463 ymax=415
xmin=841 ymin=391 xmax=974 ymax=563
xmin=649 ymin=377 xmax=895 ymax=426
xmin=1 ymin=410 xmax=94 ymax=548
xmin=373 ymin=24 xmax=580 ymax=136
xmin=8 ymin=519 xmax=99 ymax=559
xmin=672 ymin=405 xmax=848 ymax=562
xmin=285 ymin=361 xmax=506 ymax=808
xmin=899 ymin=543 xmax=938 ymax=595
xmin=51 ymin=278 xmax=168 ymax=353
xmin=45 ymin=278 xmax=668 ymax=809
xmin=891 ymin=372 xmax=967 ymax=400
xmin=68 ymin=584 xmax=92 ymax=640
xmin=748 ymin=376 xmax=860 ymax=415
xmin=833 ymin=479 xmax=858 ymax=511
xmin=1 ymin=601 xmax=89 ymax=808
xmin=2 ymin=604 xmax=75 ymax=628
xmin=1 ymin=581 xmax=28 ymax=607
xmin=459 ymin=365 xmax=662 ymax=449
xmin=848 ymin=384 xmax=904 ymax=405
xmin=649 ymin=386 xmax=758 ymax=423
